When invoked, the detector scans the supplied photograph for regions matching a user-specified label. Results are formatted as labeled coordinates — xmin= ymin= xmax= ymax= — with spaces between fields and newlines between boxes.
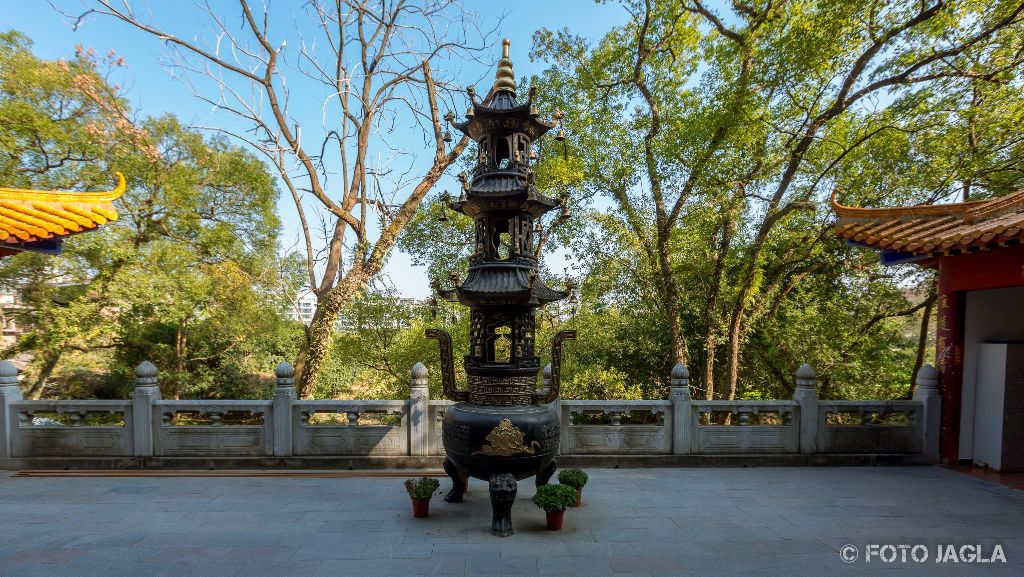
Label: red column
xmin=936 ymin=258 xmax=964 ymax=464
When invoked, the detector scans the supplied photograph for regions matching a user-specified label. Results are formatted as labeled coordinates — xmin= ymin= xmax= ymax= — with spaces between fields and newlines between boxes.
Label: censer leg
xmin=489 ymin=473 xmax=517 ymax=537
xmin=536 ymin=458 xmax=556 ymax=488
xmin=443 ymin=457 xmax=468 ymax=503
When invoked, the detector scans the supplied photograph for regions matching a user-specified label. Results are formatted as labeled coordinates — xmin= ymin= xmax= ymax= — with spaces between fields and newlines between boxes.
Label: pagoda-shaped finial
xmin=493 ymin=38 xmax=516 ymax=93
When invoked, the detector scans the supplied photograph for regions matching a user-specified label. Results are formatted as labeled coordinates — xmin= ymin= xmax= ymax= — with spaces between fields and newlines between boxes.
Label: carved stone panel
xmin=694 ymin=425 xmax=798 ymax=454
xmin=11 ymin=404 xmax=133 ymax=458
xmin=819 ymin=425 xmax=921 ymax=454
xmin=154 ymin=427 xmax=268 ymax=457
xmin=429 ymin=405 xmax=449 ymax=455
xmin=294 ymin=425 xmax=407 ymax=456
xmin=15 ymin=429 xmax=132 ymax=457
xmin=566 ymin=425 xmax=669 ymax=454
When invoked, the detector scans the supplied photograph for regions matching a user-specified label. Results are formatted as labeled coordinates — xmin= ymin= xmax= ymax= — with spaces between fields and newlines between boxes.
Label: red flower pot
xmin=412 ymin=498 xmax=430 ymax=518
xmin=545 ymin=510 xmax=565 ymax=530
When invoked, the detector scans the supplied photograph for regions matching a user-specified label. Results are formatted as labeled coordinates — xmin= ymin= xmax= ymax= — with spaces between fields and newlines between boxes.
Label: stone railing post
xmin=273 ymin=362 xmax=295 ymax=457
xmin=913 ymin=363 xmax=941 ymax=456
xmin=409 ymin=362 xmax=430 ymax=456
xmin=131 ymin=361 xmax=160 ymax=457
xmin=793 ymin=363 xmax=818 ymax=454
xmin=670 ymin=363 xmax=691 ymax=455
xmin=0 ymin=360 xmax=22 ymax=460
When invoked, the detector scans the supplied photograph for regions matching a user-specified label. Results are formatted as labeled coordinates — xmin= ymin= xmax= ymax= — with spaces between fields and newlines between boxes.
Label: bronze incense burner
xmin=426 ymin=39 xmax=574 ymax=537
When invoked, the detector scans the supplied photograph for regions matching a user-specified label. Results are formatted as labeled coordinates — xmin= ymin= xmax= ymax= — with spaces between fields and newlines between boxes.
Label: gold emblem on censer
xmin=473 ymin=418 xmax=540 ymax=457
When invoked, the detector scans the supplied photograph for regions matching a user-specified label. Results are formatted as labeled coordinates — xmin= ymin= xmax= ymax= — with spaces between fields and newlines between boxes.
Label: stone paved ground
xmin=0 ymin=466 xmax=1021 ymax=577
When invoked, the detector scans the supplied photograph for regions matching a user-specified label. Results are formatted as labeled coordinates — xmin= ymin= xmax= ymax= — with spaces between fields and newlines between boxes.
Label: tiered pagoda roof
xmin=832 ymin=189 xmax=1024 ymax=263
xmin=440 ymin=38 xmax=568 ymax=308
xmin=438 ymin=264 xmax=566 ymax=307
xmin=0 ymin=172 xmax=125 ymax=257
xmin=451 ymin=39 xmax=556 ymax=141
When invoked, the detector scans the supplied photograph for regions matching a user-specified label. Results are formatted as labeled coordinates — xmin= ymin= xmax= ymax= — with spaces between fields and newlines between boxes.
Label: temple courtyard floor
xmin=0 ymin=466 xmax=1021 ymax=577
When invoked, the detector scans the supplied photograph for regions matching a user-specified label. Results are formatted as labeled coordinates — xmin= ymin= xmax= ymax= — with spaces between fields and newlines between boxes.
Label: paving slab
xmin=0 ymin=466 xmax=1021 ymax=576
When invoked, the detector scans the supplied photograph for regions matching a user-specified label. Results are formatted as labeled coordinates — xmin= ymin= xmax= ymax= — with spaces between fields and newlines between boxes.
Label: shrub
xmin=532 ymin=484 xmax=577 ymax=513
xmin=557 ymin=469 xmax=588 ymax=489
xmin=404 ymin=477 xmax=440 ymax=500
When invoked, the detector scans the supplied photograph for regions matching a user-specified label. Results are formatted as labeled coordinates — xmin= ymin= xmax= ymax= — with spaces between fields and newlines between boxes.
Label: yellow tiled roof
xmin=832 ymin=188 xmax=1024 ymax=256
xmin=0 ymin=173 xmax=124 ymax=249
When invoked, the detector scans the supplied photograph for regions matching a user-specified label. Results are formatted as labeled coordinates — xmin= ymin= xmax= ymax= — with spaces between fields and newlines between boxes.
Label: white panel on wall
xmin=959 ymin=286 xmax=1024 ymax=460
xmin=973 ymin=344 xmax=1007 ymax=470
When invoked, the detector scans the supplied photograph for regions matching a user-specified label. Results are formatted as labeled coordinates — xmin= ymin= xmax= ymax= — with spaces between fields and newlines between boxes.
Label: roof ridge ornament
xmin=832 ymin=187 xmax=1024 ymax=220
xmin=0 ymin=172 xmax=126 ymax=203
xmin=493 ymin=38 xmax=516 ymax=93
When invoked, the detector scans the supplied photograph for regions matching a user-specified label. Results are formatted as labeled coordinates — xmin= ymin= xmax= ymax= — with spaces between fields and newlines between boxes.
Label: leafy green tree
xmin=0 ymin=33 xmax=302 ymax=399
xmin=0 ymin=30 xmax=138 ymax=397
xmin=0 ymin=30 xmax=147 ymax=187
xmin=314 ymin=286 xmax=467 ymax=400
xmin=101 ymin=116 xmax=301 ymax=398
xmin=529 ymin=0 xmax=1024 ymax=400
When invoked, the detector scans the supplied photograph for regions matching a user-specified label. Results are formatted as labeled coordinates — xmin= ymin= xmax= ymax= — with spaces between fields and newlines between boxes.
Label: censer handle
xmin=536 ymin=330 xmax=576 ymax=404
xmin=425 ymin=328 xmax=468 ymax=402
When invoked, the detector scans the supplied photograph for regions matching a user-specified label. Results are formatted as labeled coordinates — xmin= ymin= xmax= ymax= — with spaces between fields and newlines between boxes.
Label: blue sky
xmin=4 ymin=0 xmax=624 ymax=298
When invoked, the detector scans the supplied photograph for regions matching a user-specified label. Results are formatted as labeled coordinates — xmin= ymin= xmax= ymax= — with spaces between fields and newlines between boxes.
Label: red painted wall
xmin=936 ymin=243 xmax=1024 ymax=463
xmin=943 ymin=243 xmax=1024 ymax=292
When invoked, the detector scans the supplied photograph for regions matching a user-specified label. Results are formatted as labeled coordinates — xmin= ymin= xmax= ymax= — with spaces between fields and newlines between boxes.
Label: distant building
xmin=0 ymin=288 xmax=20 ymax=347
xmin=0 ymin=270 xmax=84 ymax=347
xmin=285 ymin=288 xmax=426 ymax=332
xmin=336 ymin=296 xmax=424 ymax=332
xmin=288 ymin=289 xmax=317 ymax=325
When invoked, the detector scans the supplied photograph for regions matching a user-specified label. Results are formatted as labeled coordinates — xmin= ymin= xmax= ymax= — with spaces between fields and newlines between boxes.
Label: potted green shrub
xmin=404 ymin=477 xmax=440 ymax=518
xmin=532 ymin=484 xmax=577 ymax=530
xmin=557 ymin=469 xmax=589 ymax=506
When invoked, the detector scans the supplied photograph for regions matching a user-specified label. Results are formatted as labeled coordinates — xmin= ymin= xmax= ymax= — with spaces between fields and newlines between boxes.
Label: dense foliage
xmin=557 ymin=469 xmax=589 ymax=489
xmin=4 ymin=0 xmax=1024 ymax=404
xmin=0 ymin=31 xmax=302 ymax=400
xmin=399 ymin=0 xmax=1024 ymax=401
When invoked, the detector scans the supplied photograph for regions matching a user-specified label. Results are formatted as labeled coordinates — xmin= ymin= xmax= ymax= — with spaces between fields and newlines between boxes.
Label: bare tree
xmin=81 ymin=0 xmax=489 ymax=395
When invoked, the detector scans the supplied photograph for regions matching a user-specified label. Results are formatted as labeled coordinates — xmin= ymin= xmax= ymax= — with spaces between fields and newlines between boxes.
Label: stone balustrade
xmin=154 ymin=399 xmax=273 ymax=457
xmin=560 ymin=400 xmax=673 ymax=454
xmin=293 ymin=400 xmax=409 ymax=456
xmin=0 ymin=359 xmax=942 ymax=466
xmin=10 ymin=399 xmax=132 ymax=457
xmin=690 ymin=400 xmax=799 ymax=454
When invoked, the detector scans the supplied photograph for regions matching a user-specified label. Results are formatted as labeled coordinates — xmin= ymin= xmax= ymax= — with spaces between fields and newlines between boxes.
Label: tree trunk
xmin=724 ymin=306 xmax=744 ymax=401
xmin=660 ymin=253 xmax=688 ymax=367
xmin=629 ymin=5 xmax=687 ymax=371
xmin=293 ymin=310 xmax=336 ymax=400
xmin=702 ymin=235 xmax=721 ymax=400
xmin=908 ymin=292 xmax=937 ymax=398
xmin=174 ymin=324 xmax=186 ymax=400
xmin=26 ymin=348 xmax=62 ymax=400
xmin=702 ymin=210 xmax=735 ymax=399
xmin=294 ymin=270 xmax=369 ymax=398
xmin=702 ymin=334 xmax=717 ymax=400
